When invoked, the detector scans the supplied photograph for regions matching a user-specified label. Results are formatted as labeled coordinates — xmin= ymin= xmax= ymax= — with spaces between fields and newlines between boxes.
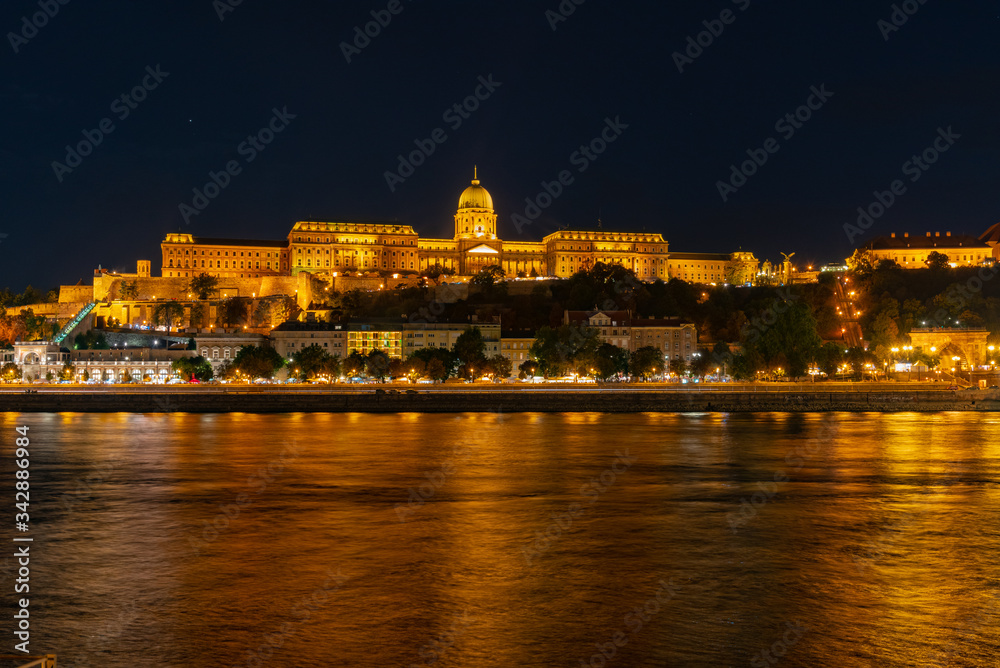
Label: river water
xmin=1 ymin=411 xmax=998 ymax=667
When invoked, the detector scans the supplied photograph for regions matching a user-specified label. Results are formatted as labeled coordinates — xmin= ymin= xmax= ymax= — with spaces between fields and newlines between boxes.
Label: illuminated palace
xmin=161 ymin=170 xmax=753 ymax=282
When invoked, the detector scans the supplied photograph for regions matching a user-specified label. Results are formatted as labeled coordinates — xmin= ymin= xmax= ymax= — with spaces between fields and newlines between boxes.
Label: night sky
xmin=1 ymin=0 xmax=998 ymax=290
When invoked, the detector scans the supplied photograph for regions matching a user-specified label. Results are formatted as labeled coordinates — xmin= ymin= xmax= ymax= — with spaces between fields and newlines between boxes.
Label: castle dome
xmin=458 ymin=167 xmax=494 ymax=211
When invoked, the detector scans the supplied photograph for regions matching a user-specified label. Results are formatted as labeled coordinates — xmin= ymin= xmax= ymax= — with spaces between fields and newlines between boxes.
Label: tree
xmin=216 ymin=360 xmax=238 ymax=381
xmin=925 ymin=251 xmax=950 ymax=271
xmin=186 ymin=338 xmax=197 ymax=350
xmin=82 ymin=369 xmax=90 ymax=383
xmin=59 ymin=362 xmax=75 ymax=381
xmin=741 ymin=301 xmax=822 ymax=379
xmin=342 ymin=352 xmax=367 ymax=378
xmin=484 ymin=354 xmax=512 ymax=380
xmin=366 ymin=349 xmax=391 ymax=382
xmin=868 ymin=311 xmax=899 ymax=351
xmin=847 ymin=249 xmax=876 ymax=277
xmin=592 ymin=343 xmax=629 ymax=381
xmin=387 ymin=358 xmax=408 ymax=381
xmin=846 ymin=346 xmax=871 ymax=380
xmin=118 ymin=280 xmax=138 ymax=301
xmin=291 ymin=344 xmax=332 ymax=380
xmin=317 ymin=354 xmax=341 ymax=381
xmin=0 ymin=308 xmax=27 ymax=346
xmin=529 ymin=325 xmax=600 ymax=378
xmin=421 ymin=263 xmax=446 ymax=280
xmin=409 ymin=347 xmax=458 ymax=378
xmin=220 ymin=297 xmax=251 ymax=328
xmin=190 ymin=302 xmax=209 ymax=329
xmin=0 ymin=362 xmax=21 ymax=383
xmin=519 ymin=359 xmax=539 ymax=380
xmin=689 ymin=348 xmax=714 ymax=378
xmin=172 ymin=356 xmax=214 ymax=382
xmin=232 ymin=345 xmax=284 ymax=379
xmin=454 ymin=327 xmax=487 ymax=369
xmin=629 ymin=346 xmax=665 ymax=381
xmin=816 ymin=342 xmax=844 ymax=378
xmin=20 ymin=309 xmax=48 ymax=341
xmin=152 ymin=302 xmax=185 ymax=328
xmin=471 ymin=264 xmax=506 ymax=287
xmin=425 ymin=358 xmax=448 ymax=382
xmin=403 ymin=357 xmax=426 ymax=382
xmin=121 ymin=370 xmax=132 ymax=384
xmin=190 ymin=273 xmax=219 ymax=300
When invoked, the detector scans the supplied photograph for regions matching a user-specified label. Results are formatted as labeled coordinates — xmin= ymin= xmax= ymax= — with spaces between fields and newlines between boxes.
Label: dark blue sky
xmin=1 ymin=0 xmax=998 ymax=289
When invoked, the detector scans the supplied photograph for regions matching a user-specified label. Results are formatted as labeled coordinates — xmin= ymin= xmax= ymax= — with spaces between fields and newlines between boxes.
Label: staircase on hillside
xmin=52 ymin=301 xmax=97 ymax=345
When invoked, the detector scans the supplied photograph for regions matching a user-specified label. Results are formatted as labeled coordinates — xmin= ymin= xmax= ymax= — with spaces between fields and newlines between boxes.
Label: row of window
xmin=168 ymin=259 xmax=280 ymax=270
xmin=167 ymin=249 xmax=283 ymax=258
xmin=298 ymin=248 xmax=416 ymax=257
xmin=295 ymin=236 xmax=417 ymax=245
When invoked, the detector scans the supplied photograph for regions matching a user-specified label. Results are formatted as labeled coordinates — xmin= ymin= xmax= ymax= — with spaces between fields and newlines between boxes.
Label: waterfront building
xmin=193 ymin=333 xmax=267 ymax=372
xmin=8 ymin=342 xmax=192 ymax=382
xmin=269 ymin=322 xmax=346 ymax=362
xmin=564 ymin=311 xmax=633 ymax=350
xmin=857 ymin=231 xmax=995 ymax=267
xmin=630 ymin=318 xmax=698 ymax=364
xmin=563 ymin=310 xmax=698 ymax=363
xmin=909 ymin=327 xmax=991 ymax=370
xmin=500 ymin=331 xmax=536 ymax=368
xmin=345 ymin=321 xmax=403 ymax=359
xmin=400 ymin=319 xmax=500 ymax=359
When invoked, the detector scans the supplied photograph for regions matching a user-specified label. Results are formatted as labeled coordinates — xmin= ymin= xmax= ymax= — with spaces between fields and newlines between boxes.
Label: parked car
xmin=989 ymin=385 xmax=999 ymax=390
xmin=946 ymin=385 xmax=959 ymax=390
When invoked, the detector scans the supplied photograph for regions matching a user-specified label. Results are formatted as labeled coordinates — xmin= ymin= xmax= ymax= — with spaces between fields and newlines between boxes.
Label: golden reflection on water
xmin=3 ymin=411 xmax=999 ymax=667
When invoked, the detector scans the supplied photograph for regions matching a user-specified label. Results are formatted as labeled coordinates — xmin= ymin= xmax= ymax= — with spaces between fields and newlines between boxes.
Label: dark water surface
xmin=2 ymin=411 xmax=999 ymax=667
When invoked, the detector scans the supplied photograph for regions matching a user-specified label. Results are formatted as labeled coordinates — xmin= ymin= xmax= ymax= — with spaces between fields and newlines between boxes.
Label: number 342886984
xmin=15 ymin=426 xmax=30 ymax=526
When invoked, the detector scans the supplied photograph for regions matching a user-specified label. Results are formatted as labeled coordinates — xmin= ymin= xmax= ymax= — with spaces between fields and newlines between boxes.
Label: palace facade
xmin=160 ymin=169 xmax=754 ymax=283
xmin=857 ymin=230 xmax=999 ymax=268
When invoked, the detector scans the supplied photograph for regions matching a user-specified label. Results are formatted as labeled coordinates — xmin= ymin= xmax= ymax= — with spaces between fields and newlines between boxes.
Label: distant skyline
xmin=1 ymin=1 xmax=998 ymax=289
